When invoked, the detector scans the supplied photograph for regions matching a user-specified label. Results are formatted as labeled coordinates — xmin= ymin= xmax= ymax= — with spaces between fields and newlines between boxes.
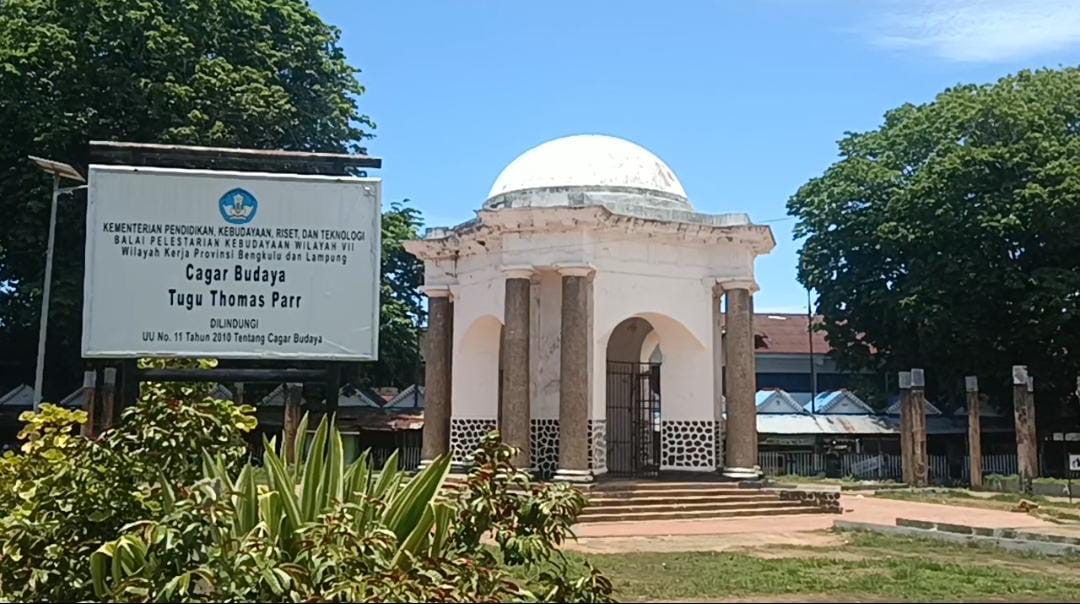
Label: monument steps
xmin=585 ymin=493 xmax=780 ymax=507
xmin=579 ymin=480 xmax=840 ymax=523
xmin=580 ymin=505 xmax=829 ymax=523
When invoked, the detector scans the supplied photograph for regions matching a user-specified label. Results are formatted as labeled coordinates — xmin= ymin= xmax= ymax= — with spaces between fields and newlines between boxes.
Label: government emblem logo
xmin=219 ymin=188 xmax=257 ymax=224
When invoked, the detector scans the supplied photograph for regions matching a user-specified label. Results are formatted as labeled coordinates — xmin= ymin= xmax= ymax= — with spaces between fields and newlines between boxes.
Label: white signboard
xmin=82 ymin=166 xmax=381 ymax=360
xmin=1070 ymin=454 xmax=1080 ymax=473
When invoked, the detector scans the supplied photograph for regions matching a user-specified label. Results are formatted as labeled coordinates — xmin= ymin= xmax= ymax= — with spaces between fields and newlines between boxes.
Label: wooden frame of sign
xmin=80 ymin=140 xmax=383 ymax=433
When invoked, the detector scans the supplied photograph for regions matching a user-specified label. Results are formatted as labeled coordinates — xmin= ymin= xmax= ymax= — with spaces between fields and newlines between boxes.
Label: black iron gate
xmin=606 ymin=361 xmax=661 ymax=477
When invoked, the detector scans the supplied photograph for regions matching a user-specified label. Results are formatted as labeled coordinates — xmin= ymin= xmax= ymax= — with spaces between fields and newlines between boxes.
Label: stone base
xmin=722 ymin=466 xmax=762 ymax=479
xmin=553 ymin=468 xmax=594 ymax=483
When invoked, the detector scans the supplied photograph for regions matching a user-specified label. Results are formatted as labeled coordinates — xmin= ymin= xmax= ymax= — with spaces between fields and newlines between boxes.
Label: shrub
xmin=0 ymin=362 xmax=255 ymax=602
xmin=90 ymin=422 xmax=613 ymax=602
xmin=106 ymin=358 xmax=256 ymax=484
xmin=0 ymin=382 xmax=614 ymax=602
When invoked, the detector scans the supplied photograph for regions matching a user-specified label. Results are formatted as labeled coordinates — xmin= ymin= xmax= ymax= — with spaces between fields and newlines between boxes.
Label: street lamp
xmin=27 ymin=155 xmax=87 ymax=409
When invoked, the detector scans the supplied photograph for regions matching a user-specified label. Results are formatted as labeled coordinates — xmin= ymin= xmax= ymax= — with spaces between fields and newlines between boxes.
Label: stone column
xmin=555 ymin=265 xmax=594 ymax=482
xmin=966 ymin=376 xmax=983 ymax=489
xmin=911 ymin=368 xmax=928 ymax=487
xmin=898 ymin=371 xmax=913 ymax=485
xmin=722 ymin=281 xmax=759 ymax=479
xmin=501 ymin=266 xmax=534 ymax=469
xmin=420 ymin=287 xmax=453 ymax=464
xmin=1013 ymin=365 xmax=1038 ymax=482
xmin=712 ymin=284 xmax=725 ymax=471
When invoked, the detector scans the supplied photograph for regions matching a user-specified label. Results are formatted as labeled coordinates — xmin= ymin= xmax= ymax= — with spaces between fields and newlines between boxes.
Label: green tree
xmin=350 ymin=200 xmax=426 ymax=389
xmin=0 ymin=0 xmax=373 ymax=398
xmin=788 ymin=67 xmax=1080 ymax=409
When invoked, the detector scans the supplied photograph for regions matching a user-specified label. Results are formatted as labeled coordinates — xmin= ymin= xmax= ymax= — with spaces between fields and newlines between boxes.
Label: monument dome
xmin=483 ymin=134 xmax=692 ymax=212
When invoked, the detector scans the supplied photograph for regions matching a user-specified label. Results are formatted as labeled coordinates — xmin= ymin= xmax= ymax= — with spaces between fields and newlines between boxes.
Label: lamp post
xmin=28 ymin=156 xmax=86 ymax=409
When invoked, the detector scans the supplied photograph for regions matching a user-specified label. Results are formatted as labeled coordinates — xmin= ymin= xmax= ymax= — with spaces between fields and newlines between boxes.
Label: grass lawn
xmin=769 ymin=475 xmax=904 ymax=489
xmin=580 ymin=532 xmax=1080 ymax=602
xmin=875 ymin=488 xmax=1080 ymax=523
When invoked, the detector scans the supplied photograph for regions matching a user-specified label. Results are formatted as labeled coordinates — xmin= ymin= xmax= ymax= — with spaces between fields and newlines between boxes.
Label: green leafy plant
xmin=89 ymin=423 xmax=614 ymax=602
xmin=1 ymin=390 xmax=614 ymax=602
xmin=104 ymin=359 xmax=257 ymax=485
xmin=0 ymin=370 xmax=255 ymax=602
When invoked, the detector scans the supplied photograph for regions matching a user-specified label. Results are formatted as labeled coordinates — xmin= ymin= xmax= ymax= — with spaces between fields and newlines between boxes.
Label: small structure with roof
xmin=807 ymin=390 xmax=876 ymax=415
xmin=756 ymin=389 xmax=807 ymax=414
xmin=406 ymin=134 xmax=775 ymax=480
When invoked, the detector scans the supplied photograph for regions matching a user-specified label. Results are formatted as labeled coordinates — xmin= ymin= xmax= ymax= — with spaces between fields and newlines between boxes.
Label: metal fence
xmin=759 ymin=451 xmax=1016 ymax=484
xmin=960 ymin=453 xmax=1019 ymax=480
xmin=370 ymin=445 xmax=421 ymax=472
xmin=759 ymin=451 xmax=823 ymax=477
xmin=842 ymin=453 xmax=904 ymax=481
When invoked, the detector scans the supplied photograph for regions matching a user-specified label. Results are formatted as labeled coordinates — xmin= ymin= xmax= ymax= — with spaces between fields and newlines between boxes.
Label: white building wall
xmin=437 ymin=218 xmax=762 ymax=474
xmin=596 ymin=248 xmax=730 ymax=475
xmin=449 ymin=255 xmax=503 ymax=420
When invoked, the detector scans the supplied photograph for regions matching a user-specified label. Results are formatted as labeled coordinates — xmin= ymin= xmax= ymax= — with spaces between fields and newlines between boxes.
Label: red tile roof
xmin=753 ymin=313 xmax=830 ymax=355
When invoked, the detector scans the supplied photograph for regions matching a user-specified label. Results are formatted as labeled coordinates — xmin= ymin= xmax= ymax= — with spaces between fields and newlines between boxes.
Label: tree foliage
xmin=788 ymin=67 xmax=1080 ymax=407
xmin=0 ymin=0 xmax=373 ymax=397
xmin=354 ymin=200 xmax=426 ymax=389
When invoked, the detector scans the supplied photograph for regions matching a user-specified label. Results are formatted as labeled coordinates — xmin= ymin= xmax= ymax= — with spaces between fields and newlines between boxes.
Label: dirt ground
xmin=567 ymin=530 xmax=843 ymax=555
xmin=573 ymin=492 xmax=1053 ymax=540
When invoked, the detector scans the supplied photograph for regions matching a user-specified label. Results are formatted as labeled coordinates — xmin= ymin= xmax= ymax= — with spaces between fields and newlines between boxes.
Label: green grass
xmin=578 ymin=532 xmax=1080 ymax=602
xmin=767 ymin=475 xmax=902 ymax=488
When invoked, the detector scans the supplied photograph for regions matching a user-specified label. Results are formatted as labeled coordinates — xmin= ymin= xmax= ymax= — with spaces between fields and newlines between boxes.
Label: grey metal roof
xmin=757 ymin=413 xmax=1012 ymax=436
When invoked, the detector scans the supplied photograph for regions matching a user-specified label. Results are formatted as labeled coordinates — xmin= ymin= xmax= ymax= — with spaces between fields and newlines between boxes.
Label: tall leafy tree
xmin=788 ymin=68 xmax=1080 ymax=410
xmin=355 ymin=200 xmax=426 ymax=389
xmin=0 ymin=0 xmax=389 ymax=397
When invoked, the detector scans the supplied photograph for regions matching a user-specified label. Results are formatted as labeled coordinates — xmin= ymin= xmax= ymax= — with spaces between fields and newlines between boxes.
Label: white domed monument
xmin=404 ymin=135 xmax=774 ymax=481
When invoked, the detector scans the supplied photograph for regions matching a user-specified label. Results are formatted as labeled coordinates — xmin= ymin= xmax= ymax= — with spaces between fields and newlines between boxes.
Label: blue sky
xmin=310 ymin=0 xmax=1080 ymax=312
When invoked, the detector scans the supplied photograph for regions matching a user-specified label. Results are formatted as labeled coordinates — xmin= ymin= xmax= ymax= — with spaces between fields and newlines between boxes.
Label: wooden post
xmin=101 ymin=367 xmax=117 ymax=432
xmin=283 ymin=383 xmax=303 ymax=465
xmin=1013 ymin=365 xmax=1038 ymax=484
xmin=911 ymin=368 xmax=929 ymax=487
xmin=80 ymin=370 xmax=98 ymax=438
xmin=120 ymin=359 xmax=139 ymax=412
xmin=966 ymin=376 xmax=983 ymax=488
xmin=325 ymin=364 xmax=342 ymax=414
xmin=899 ymin=371 xmax=913 ymax=485
xmin=235 ymin=383 xmax=245 ymax=404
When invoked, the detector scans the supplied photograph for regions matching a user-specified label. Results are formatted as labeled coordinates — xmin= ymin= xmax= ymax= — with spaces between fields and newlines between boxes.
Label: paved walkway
xmin=574 ymin=494 xmax=1052 ymax=540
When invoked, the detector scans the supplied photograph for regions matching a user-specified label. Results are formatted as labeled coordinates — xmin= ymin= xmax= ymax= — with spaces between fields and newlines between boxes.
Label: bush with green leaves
xmin=90 ymin=419 xmax=613 ymax=602
xmin=0 ymin=381 xmax=614 ymax=602
xmin=107 ymin=358 xmax=257 ymax=484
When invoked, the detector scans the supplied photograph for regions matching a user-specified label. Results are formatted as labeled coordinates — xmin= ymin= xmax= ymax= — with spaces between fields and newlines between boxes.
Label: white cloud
xmin=865 ymin=0 xmax=1080 ymax=62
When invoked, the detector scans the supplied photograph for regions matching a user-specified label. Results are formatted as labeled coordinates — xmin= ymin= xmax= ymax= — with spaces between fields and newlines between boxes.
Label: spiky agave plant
xmin=90 ymin=414 xmax=453 ymax=599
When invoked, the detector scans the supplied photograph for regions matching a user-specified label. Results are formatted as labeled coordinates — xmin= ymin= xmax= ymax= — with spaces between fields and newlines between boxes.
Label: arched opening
xmin=455 ymin=316 xmax=504 ymax=422
xmin=606 ymin=317 xmax=662 ymax=476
